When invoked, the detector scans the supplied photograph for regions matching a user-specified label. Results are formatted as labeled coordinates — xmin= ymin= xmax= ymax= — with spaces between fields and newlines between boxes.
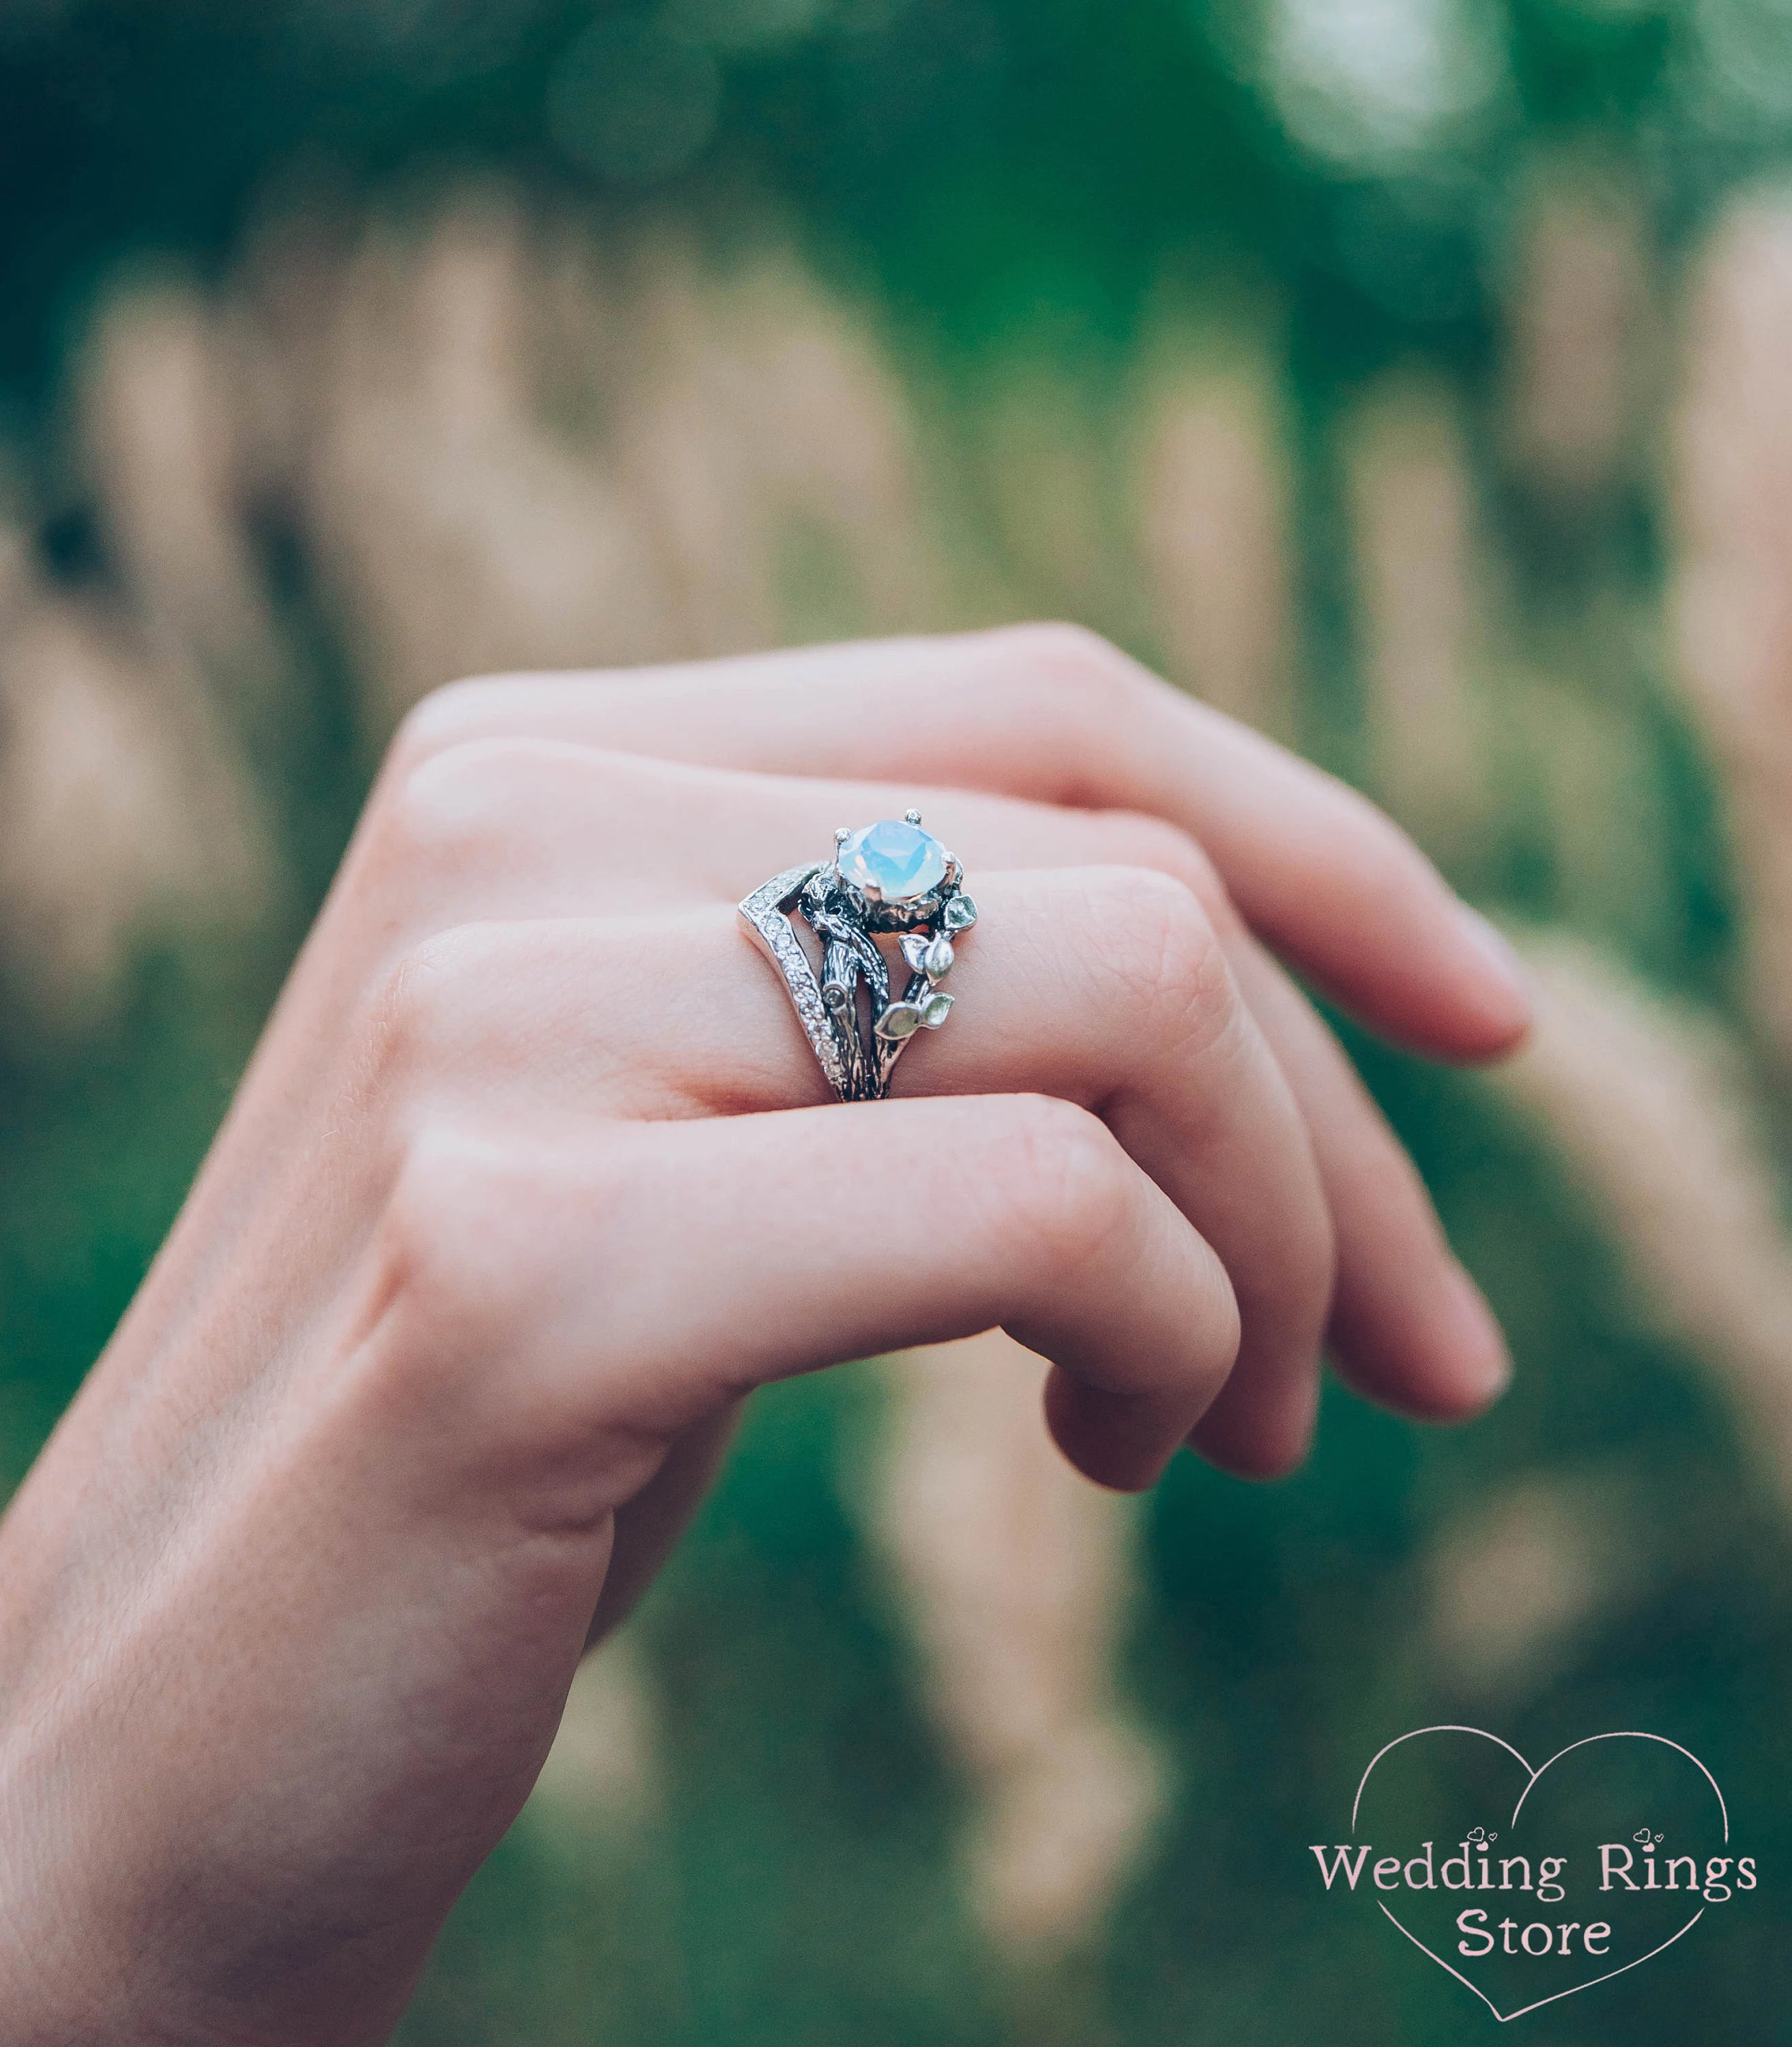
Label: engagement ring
xmin=739 ymin=811 xmax=977 ymax=1103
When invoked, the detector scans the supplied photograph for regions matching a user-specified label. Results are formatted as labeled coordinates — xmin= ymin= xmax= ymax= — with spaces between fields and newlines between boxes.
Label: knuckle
xmin=371 ymin=1118 xmax=618 ymax=1352
xmin=367 ymin=734 xmax=560 ymax=884
xmin=991 ymin=1094 xmax=1139 ymax=1280
xmin=356 ymin=924 xmax=494 ymax=1099
xmin=996 ymin=619 xmax=1132 ymax=693
xmin=363 ymin=1125 xmax=674 ymax=1508
xmin=1093 ymin=867 xmax=1232 ymax=1054
xmin=1092 ymin=813 xmax=1236 ymax=930
xmin=370 ymin=739 xmax=500 ymax=878
xmin=372 ymin=1119 xmax=520 ymax=1349
xmin=977 ymin=620 xmax=1149 ymax=732
xmin=367 ymin=1122 xmax=645 ymax=1408
xmin=386 ymin=674 xmax=523 ymax=776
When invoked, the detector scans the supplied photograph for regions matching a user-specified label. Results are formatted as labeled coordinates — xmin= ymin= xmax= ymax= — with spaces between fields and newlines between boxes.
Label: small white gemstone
xmin=838 ymin=819 xmax=949 ymax=902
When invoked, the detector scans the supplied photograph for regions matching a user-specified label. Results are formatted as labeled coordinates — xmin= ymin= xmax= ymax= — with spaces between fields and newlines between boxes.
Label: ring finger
xmin=380 ymin=868 xmax=1335 ymax=1476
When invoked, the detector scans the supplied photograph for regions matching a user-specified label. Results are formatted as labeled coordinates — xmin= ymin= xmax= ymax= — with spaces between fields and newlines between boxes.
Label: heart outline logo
xmin=1352 ymin=1726 xmax=1729 ymax=2023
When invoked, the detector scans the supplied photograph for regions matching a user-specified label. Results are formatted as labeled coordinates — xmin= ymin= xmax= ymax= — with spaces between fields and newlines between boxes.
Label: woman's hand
xmin=0 ymin=627 xmax=1528 ymax=2045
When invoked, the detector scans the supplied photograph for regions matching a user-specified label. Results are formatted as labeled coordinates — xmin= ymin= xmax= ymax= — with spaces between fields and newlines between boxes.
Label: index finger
xmin=393 ymin=625 xmax=1531 ymax=1064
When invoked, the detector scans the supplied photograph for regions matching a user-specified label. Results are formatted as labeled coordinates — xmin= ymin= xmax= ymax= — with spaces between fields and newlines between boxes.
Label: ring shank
xmin=740 ymin=843 xmax=970 ymax=1103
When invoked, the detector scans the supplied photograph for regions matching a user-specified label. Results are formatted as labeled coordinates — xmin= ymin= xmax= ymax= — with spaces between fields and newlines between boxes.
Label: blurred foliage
xmin=0 ymin=0 xmax=1780 ymax=403
xmin=4 ymin=2 xmax=1792 ymax=2044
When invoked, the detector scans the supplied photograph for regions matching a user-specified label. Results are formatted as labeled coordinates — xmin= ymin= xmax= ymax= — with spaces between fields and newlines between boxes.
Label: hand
xmin=0 ymin=627 xmax=1528 ymax=2044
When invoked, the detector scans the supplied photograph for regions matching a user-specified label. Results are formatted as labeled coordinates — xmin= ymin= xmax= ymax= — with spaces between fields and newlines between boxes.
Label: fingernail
xmin=1456 ymin=906 xmax=1533 ymax=1009
xmin=1444 ymin=1263 xmax=1513 ymax=1408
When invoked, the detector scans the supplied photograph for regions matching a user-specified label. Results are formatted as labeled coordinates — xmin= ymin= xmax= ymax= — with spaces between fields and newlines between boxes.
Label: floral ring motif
xmin=738 ymin=811 xmax=977 ymax=1103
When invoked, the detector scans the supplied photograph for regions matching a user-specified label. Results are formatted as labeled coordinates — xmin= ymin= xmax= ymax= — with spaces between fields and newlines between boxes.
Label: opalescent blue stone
xmin=838 ymin=819 xmax=948 ymax=901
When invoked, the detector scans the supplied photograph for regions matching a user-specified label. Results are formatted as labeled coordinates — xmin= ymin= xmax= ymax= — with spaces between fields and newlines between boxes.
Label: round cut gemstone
xmin=838 ymin=819 xmax=948 ymax=901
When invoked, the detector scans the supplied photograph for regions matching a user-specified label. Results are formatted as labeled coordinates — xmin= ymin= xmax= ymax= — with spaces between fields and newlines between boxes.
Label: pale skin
xmin=0 ymin=626 xmax=1530 ymax=2044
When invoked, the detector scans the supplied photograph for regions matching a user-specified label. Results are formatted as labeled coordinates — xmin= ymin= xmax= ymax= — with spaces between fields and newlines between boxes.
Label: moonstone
xmin=839 ymin=819 xmax=948 ymax=901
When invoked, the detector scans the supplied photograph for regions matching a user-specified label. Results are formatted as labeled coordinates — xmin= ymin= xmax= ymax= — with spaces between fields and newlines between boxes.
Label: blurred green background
xmin=4 ymin=1 xmax=1792 ymax=2039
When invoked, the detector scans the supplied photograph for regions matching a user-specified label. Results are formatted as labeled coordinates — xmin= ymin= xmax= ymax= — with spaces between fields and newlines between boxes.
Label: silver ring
xmin=739 ymin=809 xmax=978 ymax=1103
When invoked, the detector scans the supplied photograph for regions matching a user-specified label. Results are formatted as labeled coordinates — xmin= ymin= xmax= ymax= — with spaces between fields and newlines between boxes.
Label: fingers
xmin=304 ymin=731 xmax=1510 ymax=1481
xmin=355 ymin=738 xmax=1200 ymax=929
xmin=376 ymin=863 xmax=1334 ymax=1475
xmin=658 ymin=1099 xmax=1240 ymax=1491
xmin=388 ymin=1096 xmax=1241 ymax=1492
xmin=1219 ymin=933 xmax=1511 ymax=1426
xmin=392 ymin=627 xmax=1531 ymax=1060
